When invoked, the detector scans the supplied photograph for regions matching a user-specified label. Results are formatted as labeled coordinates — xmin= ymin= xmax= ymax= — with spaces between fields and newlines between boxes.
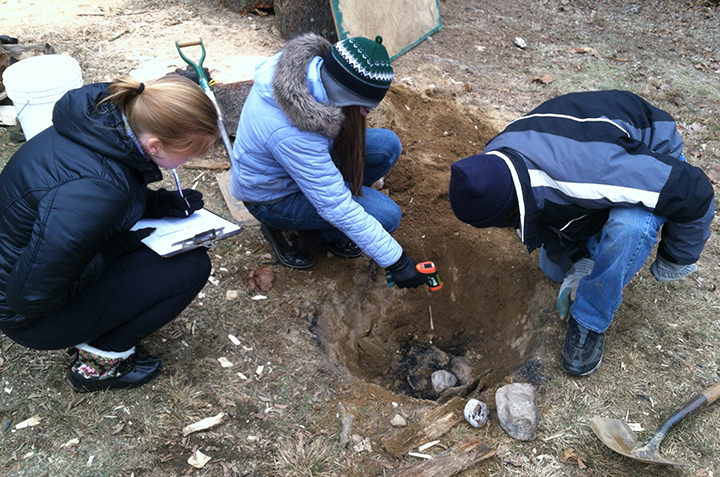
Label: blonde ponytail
xmin=100 ymin=75 xmax=219 ymax=155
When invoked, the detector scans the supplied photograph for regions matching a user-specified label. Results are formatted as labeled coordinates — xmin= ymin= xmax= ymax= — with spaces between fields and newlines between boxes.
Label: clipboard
xmin=131 ymin=208 xmax=243 ymax=257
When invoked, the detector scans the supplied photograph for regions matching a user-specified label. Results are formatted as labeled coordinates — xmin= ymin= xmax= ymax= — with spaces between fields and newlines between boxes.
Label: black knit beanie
xmin=448 ymin=154 xmax=519 ymax=228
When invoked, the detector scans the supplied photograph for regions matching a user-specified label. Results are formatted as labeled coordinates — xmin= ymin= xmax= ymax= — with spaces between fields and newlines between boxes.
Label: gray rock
xmin=431 ymin=370 xmax=458 ymax=394
xmin=390 ymin=414 xmax=407 ymax=427
xmin=450 ymin=356 xmax=473 ymax=385
xmin=495 ymin=383 xmax=538 ymax=441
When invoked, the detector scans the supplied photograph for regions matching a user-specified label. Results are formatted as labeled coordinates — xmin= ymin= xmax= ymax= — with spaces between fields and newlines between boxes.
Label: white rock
xmin=464 ymin=399 xmax=490 ymax=428
xmin=514 ymin=37 xmax=527 ymax=49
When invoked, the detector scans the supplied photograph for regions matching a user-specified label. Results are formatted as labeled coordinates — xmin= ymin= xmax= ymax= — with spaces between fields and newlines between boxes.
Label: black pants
xmin=3 ymin=248 xmax=210 ymax=352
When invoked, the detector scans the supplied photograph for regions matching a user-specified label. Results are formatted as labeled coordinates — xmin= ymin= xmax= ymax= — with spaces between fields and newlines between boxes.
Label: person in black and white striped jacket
xmin=448 ymin=90 xmax=714 ymax=377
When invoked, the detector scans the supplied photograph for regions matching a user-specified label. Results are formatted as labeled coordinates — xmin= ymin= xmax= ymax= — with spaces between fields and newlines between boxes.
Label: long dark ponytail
xmin=332 ymin=106 xmax=366 ymax=196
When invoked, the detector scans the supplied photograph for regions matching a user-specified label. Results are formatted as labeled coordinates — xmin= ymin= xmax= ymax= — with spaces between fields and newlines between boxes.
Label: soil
xmin=1 ymin=1 xmax=719 ymax=476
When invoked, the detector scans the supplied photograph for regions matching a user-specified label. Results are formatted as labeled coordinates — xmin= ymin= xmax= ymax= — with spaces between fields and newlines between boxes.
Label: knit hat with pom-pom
xmin=321 ymin=35 xmax=394 ymax=108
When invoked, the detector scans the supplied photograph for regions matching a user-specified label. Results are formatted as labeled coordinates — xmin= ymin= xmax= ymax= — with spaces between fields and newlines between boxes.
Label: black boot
xmin=260 ymin=224 xmax=315 ymax=269
xmin=67 ymin=349 xmax=162 ymax=392
xmin=326 ymin=239 xmax=363 ymax=258
xmin=561 ymin=316 xmax=604 ymax=376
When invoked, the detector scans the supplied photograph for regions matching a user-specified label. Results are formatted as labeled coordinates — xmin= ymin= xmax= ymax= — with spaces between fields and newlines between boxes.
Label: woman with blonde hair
xmin=0 ymin=74 xmax=219 ymax=392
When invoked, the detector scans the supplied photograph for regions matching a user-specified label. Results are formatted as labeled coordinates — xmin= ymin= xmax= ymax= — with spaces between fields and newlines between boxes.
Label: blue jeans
xmin=245 ymin=128 xmax=402 ymax=243
xmin=539 ymin=207 xmax=665 ymax=333
xmin=541 ymin=154 xmax=692 ymax=333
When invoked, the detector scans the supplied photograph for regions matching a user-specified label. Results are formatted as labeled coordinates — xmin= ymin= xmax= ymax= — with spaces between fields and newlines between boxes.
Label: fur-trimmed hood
xmin=272 ymin=33 xmax=344 ymax=137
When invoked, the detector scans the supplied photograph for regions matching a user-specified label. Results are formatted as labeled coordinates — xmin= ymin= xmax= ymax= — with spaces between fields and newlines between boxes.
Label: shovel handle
xmin=176 ymin=40 xmax=202 ymax=48
xmin=652 ymin=379 xmax=720 ymax=441
xmin=702 ymin=380 xmax=720 ymax=405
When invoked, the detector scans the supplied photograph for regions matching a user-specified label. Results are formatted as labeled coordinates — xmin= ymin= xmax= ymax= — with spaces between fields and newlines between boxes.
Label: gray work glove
xmin=557 ymin=258 xmax=594 ymax=320
xmin=650 ymin=256 xmax=697 ymax=283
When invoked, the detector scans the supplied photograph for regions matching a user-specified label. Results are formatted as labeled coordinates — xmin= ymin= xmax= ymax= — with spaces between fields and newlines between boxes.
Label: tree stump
xmin=274 ymin=0 xmax=337 ymax=42
xmin=219 ymin=1 xmax=273 ymax=15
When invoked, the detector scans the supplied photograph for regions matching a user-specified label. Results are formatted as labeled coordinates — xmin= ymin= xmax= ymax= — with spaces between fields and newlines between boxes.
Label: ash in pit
xmin=395 ymin=340 xmax=478 ymax=400
xmin=311 ymin=86 xmax=553 ymax=399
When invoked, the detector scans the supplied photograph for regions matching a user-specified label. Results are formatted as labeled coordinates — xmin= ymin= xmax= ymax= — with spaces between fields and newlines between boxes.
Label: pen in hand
xmin=171 ymin=168 xmax=191 ymax=217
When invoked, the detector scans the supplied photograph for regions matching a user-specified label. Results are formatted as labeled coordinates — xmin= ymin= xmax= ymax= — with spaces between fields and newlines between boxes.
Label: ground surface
xmin=1 ymin=1 xmax=719 ymax=476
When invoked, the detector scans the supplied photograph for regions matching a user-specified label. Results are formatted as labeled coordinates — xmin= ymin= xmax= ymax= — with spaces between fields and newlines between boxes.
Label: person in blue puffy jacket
xmin=448 ymin=90 xmax=714 ymax=377
xmin=229 ymin=33 xmax=425 ymax=289
xmin=0 ymin=75 xmax=219 ymax=391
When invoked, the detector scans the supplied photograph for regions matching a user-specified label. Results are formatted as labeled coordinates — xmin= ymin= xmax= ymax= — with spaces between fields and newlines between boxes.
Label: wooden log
xmin=380 ymin=396 xmax=465 ymax=458
xmin=395 ymin=437 xmax=496 ymax=477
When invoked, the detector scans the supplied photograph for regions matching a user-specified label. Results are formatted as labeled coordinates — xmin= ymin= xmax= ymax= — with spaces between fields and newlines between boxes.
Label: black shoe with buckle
xmin=562 ymin=317 xmax=604 ymax=376
xmin=260 ymin=224 xmax=315 ymax=269
xmin=326 ymin=239 xmax=363 ymax=258
xmin=67 ymin=353 xmax=163 ymax=393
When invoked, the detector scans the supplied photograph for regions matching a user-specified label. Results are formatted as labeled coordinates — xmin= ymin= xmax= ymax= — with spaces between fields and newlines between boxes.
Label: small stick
xmin=429 ymin=305 xmax=434 ymax=331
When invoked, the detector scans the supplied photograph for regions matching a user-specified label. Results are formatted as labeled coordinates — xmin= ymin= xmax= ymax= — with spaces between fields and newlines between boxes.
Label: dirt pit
xmin=313 ymin=86 xmax=551 ymax=399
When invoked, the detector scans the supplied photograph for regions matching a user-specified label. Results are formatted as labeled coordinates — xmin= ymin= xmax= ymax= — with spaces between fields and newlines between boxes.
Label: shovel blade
xmin=590 ymin=417 xmax=684 ymax=466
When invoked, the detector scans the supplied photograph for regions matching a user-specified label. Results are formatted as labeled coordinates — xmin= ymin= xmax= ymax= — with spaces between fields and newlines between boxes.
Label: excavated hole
xmin=314 ymin=86 xmax=550 ymax=400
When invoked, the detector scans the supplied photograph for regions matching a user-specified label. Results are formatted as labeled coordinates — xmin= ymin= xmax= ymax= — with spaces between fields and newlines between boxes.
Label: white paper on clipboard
xmin=131 ymin=208 xmax=242 ymax=257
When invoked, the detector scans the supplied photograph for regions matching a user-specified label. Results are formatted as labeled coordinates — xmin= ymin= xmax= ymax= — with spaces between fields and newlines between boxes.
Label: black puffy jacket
xmin=0 ymin=83 xmax=162 ymax=330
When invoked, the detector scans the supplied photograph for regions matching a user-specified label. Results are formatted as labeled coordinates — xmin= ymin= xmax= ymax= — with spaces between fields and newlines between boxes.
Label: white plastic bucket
xmin=2 ymin=55 xmax=83 ymax=140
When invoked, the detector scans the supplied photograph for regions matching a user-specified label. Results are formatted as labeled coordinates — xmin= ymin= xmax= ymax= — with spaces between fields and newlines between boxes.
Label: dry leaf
xmin=531 ymin=74 xmax=553 ymax=84
xmin=560 ymin=448 xmax=587 ymax=469
xmin=573 ymin=46 xmax=601 ymax=58
xmin=248 ymin=265 xmax=274 ymax=291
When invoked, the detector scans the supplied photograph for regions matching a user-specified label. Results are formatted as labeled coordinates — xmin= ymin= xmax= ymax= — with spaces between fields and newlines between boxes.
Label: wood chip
xmin=15 ymin=415 xmax=41 ymax=429
xmin=182 ymin=413 xmax=227 ymax=437
xmin=218 ymin=357 xmax=233 ymax=368
xmin=408 ymin=451 xmax=432 ymax=459
xmin=187 ymin=449 xmax=211 ymax=468
xmin=60 ymin=438 xmax=80 ymax=449
xmin=628 ymin=422 xmax=645 ymax=432
xmin=418 ymin=440 xmax=440 ymax=452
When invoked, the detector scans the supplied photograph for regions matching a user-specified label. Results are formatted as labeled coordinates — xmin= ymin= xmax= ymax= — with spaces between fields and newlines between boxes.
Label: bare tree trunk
xmin=274 ymin=0 xmax=337 ymax=42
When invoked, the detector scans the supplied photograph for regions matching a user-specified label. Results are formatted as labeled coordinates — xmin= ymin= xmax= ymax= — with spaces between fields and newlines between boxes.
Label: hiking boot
xmin=260 ymin=224 xmax=315 ymax=269
xmin=326 ymin=239 xmax=363 ymax=258
xmin=67 ymin=351 xmax=163 ymax=393
xmin=561 ymin=317 xmax=604 ymax=376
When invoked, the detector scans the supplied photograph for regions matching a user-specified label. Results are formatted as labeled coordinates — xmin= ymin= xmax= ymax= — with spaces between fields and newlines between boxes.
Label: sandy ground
xmin=1 ymin=1 xmax=719 ymax=476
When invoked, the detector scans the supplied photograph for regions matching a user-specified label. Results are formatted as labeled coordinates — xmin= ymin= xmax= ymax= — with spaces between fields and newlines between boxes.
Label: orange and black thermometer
xmin=416 ymin=261 xmax=443 ymax=291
